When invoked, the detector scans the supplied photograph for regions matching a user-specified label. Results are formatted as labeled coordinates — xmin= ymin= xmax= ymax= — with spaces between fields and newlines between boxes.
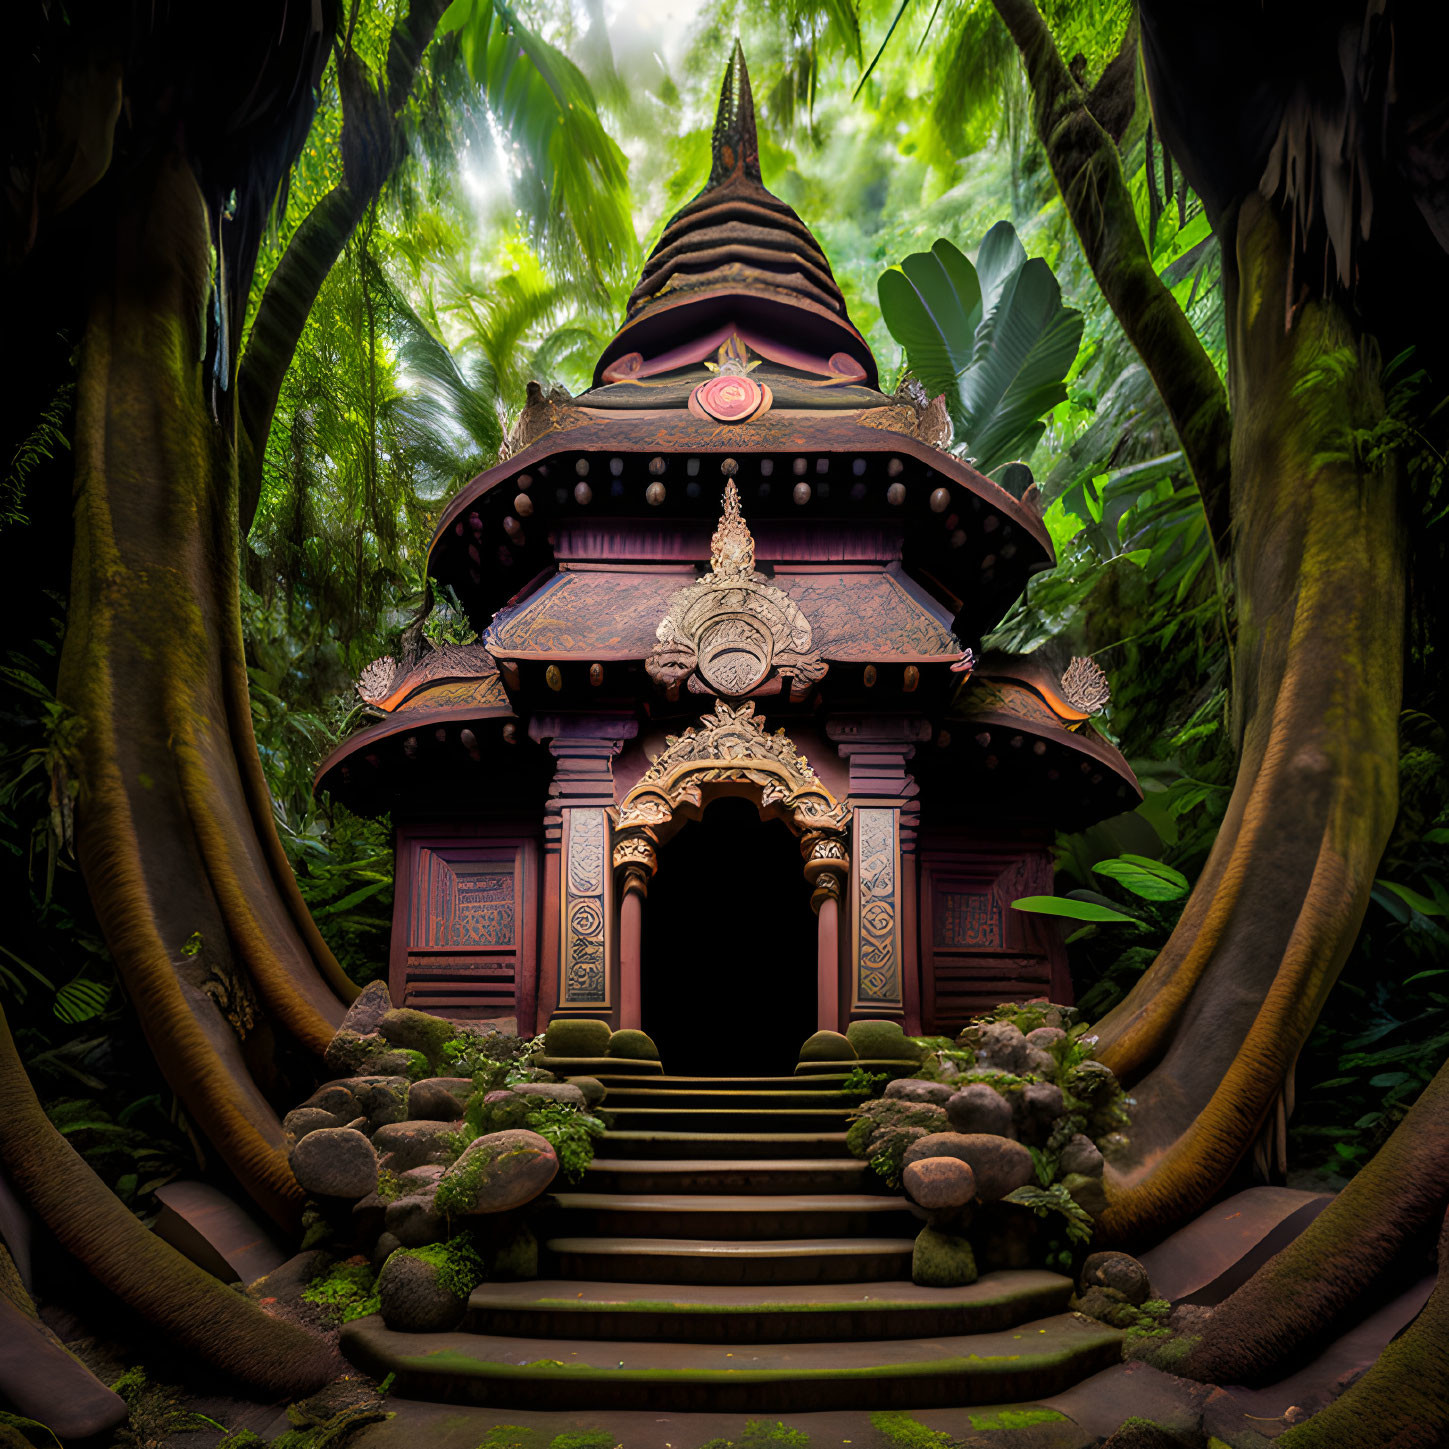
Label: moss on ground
xmin=697 ymin=1421 xmax=810 ymax=1449
xmin=300 ymin=1258 xmax=380 ymax=1324
xmin=869 ymin=1410 xmax=952 ymax=1447
xmin=968 ymin=1407 xmax=1067 ymax=1429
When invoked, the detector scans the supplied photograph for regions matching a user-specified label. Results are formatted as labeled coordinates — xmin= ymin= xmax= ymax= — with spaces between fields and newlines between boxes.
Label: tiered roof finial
xmin=704 ymin=40 xmax=761 ymax=191
xmin=710 ymin=477 xmax=756 ymax=577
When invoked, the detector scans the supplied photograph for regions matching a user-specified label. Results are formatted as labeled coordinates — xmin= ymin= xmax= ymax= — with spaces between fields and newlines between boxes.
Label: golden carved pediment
xmin=645 ymin=479 xmax=827 ymax=701
xmin=615 ymin=700 xmax=849 ymax=843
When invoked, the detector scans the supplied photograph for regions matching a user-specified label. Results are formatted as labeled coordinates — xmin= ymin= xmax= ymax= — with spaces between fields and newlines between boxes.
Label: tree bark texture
xmin=990 ymin=0 xmax=1233 ymax=543
xmin=58 ymin=149 xmax=356 ymax=1227
xmin=1093 ymin=192 xmax=1405 ymax=1242
xmin=1183 ymin=1054 xmax=1449 ymax=1387
xmin=1274 ymin=1205 xmax=1449 ymax=1449
xmin=0 ymin=1003 xmax=336 ymax=1394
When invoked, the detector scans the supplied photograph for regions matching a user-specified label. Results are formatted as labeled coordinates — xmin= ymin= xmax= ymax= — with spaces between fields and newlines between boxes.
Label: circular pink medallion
xmin=691 ymin=374 xmax=768 ymax=423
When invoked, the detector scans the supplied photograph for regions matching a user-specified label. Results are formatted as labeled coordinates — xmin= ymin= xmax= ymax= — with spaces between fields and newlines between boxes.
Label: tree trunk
xmin=1093 ymin=192 xmax=1405 ymax=1241
xmin=57 ymin=148 xmax=356 ymax=1228
xmin=0 ymin=1003 xmax=335 ymax=1393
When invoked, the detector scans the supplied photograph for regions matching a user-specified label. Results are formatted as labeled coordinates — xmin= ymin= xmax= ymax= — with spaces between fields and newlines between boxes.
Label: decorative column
xmin=803 ymin=834 xmax=849 ymax=1031
xmin=611 ymin=834 xmax=658 ymax=1031
xmin=532 ymin=716 xmax=636 ymax=1027
xmin=829 ymin=718 xmax=930 ymax=1033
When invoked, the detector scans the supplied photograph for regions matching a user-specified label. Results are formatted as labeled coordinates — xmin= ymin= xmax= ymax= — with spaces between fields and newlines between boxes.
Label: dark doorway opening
xmin=641 ymin=795 xmax=818 ymax=1076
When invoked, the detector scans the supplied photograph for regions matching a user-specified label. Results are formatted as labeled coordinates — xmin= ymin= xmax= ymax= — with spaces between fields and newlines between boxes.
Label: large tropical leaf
xmin=438 ymin=0 xmax=633 ymax=292
xmin=878 ymin=224 xmax=1082 ymax=472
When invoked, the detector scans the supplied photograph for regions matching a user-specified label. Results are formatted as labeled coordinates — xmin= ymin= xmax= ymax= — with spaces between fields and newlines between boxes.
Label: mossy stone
xmin=912 ymin=1226 xmax=978 ymax=1287
xmin=567 ymin=1076 xmax=607 ymax=1106
xmin=323 ymin=1029 xmax=415 ymax=1079
xmin=799 ymin=1029 xmax=857 ymax=1062
xmin=544 ymin=1018 xmax=613 ymax=1058
xmin=377 ymin=1008 xmax=457 ymax=1071
xmin=607 ymin=1028 xmax=660 ymax=1061
xmin=846 ymin=1019 xmax=920 ymax=1062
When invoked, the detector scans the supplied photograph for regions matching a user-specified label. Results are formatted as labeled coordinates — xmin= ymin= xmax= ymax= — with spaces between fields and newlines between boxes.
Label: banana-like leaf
xmin=878 ymin=223 xmax=1082 ymax=473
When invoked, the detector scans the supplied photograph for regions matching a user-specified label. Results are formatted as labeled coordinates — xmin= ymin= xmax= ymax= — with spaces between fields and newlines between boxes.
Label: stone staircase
xmin=341 ymin=1069 xmax=1122 ymax=1411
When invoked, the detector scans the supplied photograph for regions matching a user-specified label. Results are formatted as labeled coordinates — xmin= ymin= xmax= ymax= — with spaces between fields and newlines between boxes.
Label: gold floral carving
xmin=615 ymin=700 xmax=850 ymax=844
xmin=1062 ymin=656 xmax=1111 ymax=715
xmin=646 ymin=480 xmax=827 ymax=700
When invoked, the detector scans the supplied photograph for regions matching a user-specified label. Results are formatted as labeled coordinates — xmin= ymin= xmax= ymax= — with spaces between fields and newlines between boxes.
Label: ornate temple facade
xmin=317 ymin=47 xmax=1139 ymax=1069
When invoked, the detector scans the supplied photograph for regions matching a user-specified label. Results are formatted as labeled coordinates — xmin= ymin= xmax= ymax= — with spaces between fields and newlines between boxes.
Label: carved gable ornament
xmin=646 ymin=479 xmax=826 ymax=700
xmin=615 ymin=700 xmax=849 ymax=841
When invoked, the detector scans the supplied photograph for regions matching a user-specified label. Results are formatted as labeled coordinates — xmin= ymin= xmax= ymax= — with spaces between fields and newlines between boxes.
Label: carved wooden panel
xmin=560 ymin=807 xmax=610 ymax=1008
xmin=392 ymin=827 xmax=538 ymax=1023
xmin=918 ymin=832 xmax=1064 ymax=1035
xmin=852 ymin=806 xmax=903 ymax=1011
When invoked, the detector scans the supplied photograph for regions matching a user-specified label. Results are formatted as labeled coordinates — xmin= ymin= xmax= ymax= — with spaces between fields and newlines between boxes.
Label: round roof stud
xmin=950 ymin=529 xmax=967 ymax=549
xmin=546 ymin=665 xmax=563 ymax=692
xmin=852 ymin=458 xmax=867 ymax=476
xmin=721 ymin=457 xmax=739 ymax=476
xmin=589 ymin=663 xmax=604 ymax=687
xmin=793 ymin=481 xmax=812 ymax=505
xmin=502 ymin=722 xmax=518 ymax=744
xmin=863 ymin=664 xmax=878 ymax=687
xmin=687 ymin=457 xmax=700 ymax=476
xmin=930 ymin=487 xmax=950 ymax=513
xmin=575 ymin=458 xmax=590 ymax=476
xmin=887 ymin=482 xmax=906 ymax=506
xmin=609 ymin=457 xmax=623 ymax=476
xmin=792 ymin=457 xmax=808 ymax=476
xmin=648 ymin=456 xmax=666 ymax=476
xmin=887 ymin=457 xmax=904 ymax=478
xmin=516 ymin=472 xmax=533 ymax=491
xmin=574 ymin=481 xmax=593 ymax=505
xmin=514 ymin=493 xmax=533 ymax=516
xmin=760 ymin=458 xmax=774 ymax=476
xmin=815 ymin=457 xmax=829 ymax=474
xmin=903 ymin=665 xmax=920 ymax=692
xmin=503 ymin=515 xmax=522 ymax=536
xmin=646 ymin=481 xmax=666 ymax=506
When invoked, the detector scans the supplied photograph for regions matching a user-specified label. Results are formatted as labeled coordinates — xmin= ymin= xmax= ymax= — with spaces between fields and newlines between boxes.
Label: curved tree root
xmin=1273 ymin=1206 xmax=1449 ymax=1449
xmin=1093 ymin=194 xmax=1405 ymax=1244
xmin=1182 ymin=1059 xmax=1449 ymax=1384
xmin=0 ymin=1005 xmax=337 ymax=1396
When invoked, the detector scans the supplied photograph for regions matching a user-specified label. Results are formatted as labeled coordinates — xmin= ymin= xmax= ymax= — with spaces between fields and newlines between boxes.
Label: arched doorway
xmin=640 ymin=796 xmax=817 ymax=1075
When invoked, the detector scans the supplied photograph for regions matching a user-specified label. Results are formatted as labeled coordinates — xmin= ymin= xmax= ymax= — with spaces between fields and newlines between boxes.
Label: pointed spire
xmin=710 ymin=478 xmax=755 ymax=576
xmin=705 ymin=40 xmax=760 ymax=190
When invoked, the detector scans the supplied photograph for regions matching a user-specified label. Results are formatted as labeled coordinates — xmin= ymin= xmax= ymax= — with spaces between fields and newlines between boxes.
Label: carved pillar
xmin=532 ymin=716 xmax=636 ymax=1026
xmin=612 ymin=835 xmax=658 ymax=1031
xmin=829 ymin=718 xmax=930 ymax=1032
xmin=803 ymin=834 xmax=849 ymax=1032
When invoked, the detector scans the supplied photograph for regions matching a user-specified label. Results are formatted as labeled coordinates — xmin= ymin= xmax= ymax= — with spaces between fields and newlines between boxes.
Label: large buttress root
xmin=0 ymin=1005 xmax=336 ymax=1395
xmin=1272 ymin=1204 xmax=1449 ymax=1449
xmin=57 ymin=149 xmax=355 ymax=1227
xmin=1093 ymin=194 xmax=1405 ymax=1241
xmin=1182 ymin=1057 xmax=1449 ymax=1387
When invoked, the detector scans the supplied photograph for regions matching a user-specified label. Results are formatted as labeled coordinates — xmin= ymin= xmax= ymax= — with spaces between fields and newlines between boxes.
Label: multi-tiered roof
xmin=318 ymin=45 xmax=1138 ymax=829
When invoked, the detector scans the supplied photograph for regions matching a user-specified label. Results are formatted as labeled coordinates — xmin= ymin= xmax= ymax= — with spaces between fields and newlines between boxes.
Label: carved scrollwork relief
xmin=646 ymin=480 xmax=826 ymax=701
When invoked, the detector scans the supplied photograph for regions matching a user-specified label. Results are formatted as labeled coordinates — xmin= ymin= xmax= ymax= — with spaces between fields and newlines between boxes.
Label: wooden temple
xmin=316 ymin=46 xmax=1140 ymax=1071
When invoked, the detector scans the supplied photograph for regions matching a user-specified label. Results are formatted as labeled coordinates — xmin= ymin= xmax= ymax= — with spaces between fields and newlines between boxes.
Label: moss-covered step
xmin=465 ymin=1271 xmax=1074 ymax=1344
xmin=598 ymin=1130 xmax=851 ymax=1161
xmin=546 ymin=1191 xmax=917 ymax=1241
xmin=339 ymin=1312 xmax=1123 ymax=1412
xmin=535 ymin=1056 xmax=664 ymax=1076
xmin=580 ymin=1156 xmax=882 ymax=1196
xmin=602 ymin=1087 xmax=859 ymax=1110
xmin=543 ymin=1234 xmax=915 ymax=1286
xmin=795 ymin=1058 xmax=920 ymax=1078
xmin=605 ymin=1106 xmax=857 ymax=1134
xmin=589 ymin=1073 xmax=858 ymax=1093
